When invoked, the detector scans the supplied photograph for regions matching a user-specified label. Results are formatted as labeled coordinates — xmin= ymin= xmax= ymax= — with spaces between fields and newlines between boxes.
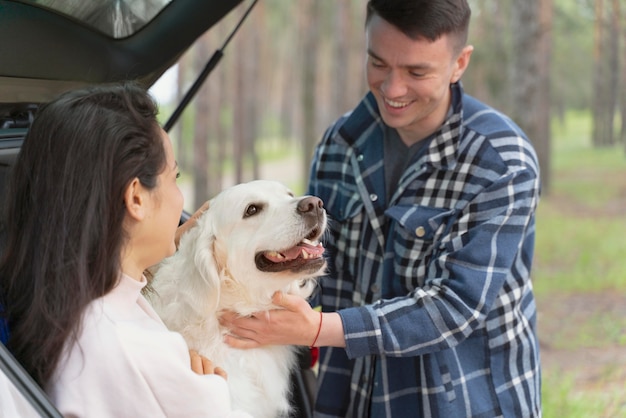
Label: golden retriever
xmin=149 ymin=180 xmax=327 ymax=418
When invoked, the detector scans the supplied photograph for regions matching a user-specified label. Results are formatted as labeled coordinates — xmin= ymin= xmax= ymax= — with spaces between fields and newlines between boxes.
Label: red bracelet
xmin=309 ymin=311 xmax=323 ymax=348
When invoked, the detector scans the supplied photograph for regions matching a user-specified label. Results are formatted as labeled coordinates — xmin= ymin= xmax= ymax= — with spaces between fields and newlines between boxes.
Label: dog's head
xmin=178 ymin=180 xmax=327 ymax=312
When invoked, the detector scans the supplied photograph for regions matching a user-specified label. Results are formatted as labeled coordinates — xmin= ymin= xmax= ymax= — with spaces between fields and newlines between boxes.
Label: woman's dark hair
xmin=366 ymin=0 xmax=471 ymax=53
xmin=0 ymin=82 xmax=166 ymax=386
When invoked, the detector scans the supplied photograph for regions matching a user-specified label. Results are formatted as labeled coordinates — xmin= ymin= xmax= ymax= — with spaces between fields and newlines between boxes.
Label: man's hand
xmin=219 ymin=292 xmax=321 ymax=348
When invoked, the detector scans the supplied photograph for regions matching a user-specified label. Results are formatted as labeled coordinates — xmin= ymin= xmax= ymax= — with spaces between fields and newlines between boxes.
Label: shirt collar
xmin=339 ymin=82 xmax=465 ymax=171
xmin=104 ymin=273 xmax=148 ymax=308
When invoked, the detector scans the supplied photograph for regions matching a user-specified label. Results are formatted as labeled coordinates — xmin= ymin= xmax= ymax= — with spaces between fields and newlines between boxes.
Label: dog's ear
xmin=188 ymin=210 xmax=221 ymax=314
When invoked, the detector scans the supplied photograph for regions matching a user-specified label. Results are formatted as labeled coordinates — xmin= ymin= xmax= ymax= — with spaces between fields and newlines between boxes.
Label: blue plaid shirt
xmin=308 ymin=83 xmax=541 ymax=417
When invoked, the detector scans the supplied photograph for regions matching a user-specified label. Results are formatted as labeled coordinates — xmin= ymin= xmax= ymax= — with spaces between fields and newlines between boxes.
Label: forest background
xmin=151 ymin=1 xmax=626 ymax=416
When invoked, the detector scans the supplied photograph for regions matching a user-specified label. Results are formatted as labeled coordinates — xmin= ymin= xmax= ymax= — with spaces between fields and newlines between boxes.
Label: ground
xmin=536 ymin=180 xmax=626 ymax=416
xmin=538 ymin=292 xmax=626 ymax=415
xmin=538 ymin=292 xmax=626 ymax=383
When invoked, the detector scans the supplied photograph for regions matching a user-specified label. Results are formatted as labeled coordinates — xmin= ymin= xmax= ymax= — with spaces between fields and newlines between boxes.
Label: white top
xmin=47 ymin=274 xmax=251 ymax=418
xmin=0 ymin=372 xmax=41 ymax=418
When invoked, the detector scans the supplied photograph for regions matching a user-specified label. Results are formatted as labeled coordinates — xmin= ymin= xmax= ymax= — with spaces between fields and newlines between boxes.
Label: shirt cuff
xmin=339 ymin=306 xmax=380 ymax=359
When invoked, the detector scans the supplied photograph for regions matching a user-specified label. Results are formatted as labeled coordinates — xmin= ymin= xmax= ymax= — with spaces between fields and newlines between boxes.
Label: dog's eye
xmin=244 ymin=204 xmax=261 ymax=218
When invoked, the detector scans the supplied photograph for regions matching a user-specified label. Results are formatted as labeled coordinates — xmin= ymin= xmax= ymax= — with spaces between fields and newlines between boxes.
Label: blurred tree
xmin=245 ymin=3 xmax=261 ymax=180
xmin=465 ymin=1 xmax=511 ymax=114
xmin=536 ymin=0 xmax=554 ymax=193
xmin=330 ymin=1 xmax=350 ymax=120
xmin=592 ymin=0 xmax=611 ymax=147
xmin=510 ymin=0 xmax=553 ymax=194
xmin=192 ymin=33 xmax=212 ymax=209
xmin=621 ymin=1 xmax=626 ymax=147
xmin=604 ymin=0 xmax=620 ymax=146
xmin=206 ymin=23 xmax=227 ymax=199
xmin=166 ymin=0 xmax=624 ymax=205
xmin=233 ymin=16 xmax=247 ymax=183
xmin=300 ymin=0 xmax=320 ymax=184
xmin=175 ymin=55 xmax=189 ymax=169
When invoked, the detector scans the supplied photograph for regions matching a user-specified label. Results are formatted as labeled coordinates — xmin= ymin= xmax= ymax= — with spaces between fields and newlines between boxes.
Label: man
xmin=222 ymin=0 xmax=541 ymax=416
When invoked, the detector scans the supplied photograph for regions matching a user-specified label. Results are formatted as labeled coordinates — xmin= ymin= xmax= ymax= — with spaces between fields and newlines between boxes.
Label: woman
xmin=0 ymin=83 xmax=250 ymax=417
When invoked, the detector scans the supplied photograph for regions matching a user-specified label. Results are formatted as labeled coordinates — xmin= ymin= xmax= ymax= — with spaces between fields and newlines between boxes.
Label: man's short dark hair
xmin=366 ymin=0 xmax=471 ymax=52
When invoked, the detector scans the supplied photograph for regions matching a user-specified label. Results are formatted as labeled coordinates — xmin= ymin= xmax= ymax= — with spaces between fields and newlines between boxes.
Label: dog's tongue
xmin=265 ymin=241 xmax=324 ymax=262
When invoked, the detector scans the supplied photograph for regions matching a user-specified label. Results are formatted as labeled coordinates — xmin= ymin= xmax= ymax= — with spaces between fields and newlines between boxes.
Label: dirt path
xmin=537 ymin=290 xmax=626 ymax=413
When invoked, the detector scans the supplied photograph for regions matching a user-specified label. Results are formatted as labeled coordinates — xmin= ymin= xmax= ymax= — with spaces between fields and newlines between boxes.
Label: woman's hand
xmin=175 ymin=201 xmax=209 ymax=249
xmin=189 ymin=349 xmax=227 ymax=380
xmin=219 ymin=292 xmax=345 ymax=349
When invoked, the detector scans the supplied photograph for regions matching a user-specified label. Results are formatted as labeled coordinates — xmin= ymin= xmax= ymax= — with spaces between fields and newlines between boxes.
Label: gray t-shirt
xmin=383 ymin=126 xmax=430 ymax=202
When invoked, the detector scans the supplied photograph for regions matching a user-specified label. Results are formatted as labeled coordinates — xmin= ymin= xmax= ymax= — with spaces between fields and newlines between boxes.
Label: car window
xmin=21 ymin=0 xmax=173 ymax=38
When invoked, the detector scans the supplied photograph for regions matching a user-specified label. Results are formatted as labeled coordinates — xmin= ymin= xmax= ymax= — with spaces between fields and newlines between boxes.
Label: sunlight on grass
xmin=534 ymin=204 xmax=626 ymax=294
xmin=538 ymin=110 xmax=626 ymax=418
xmin=534 ymin=111 xmax=626 ymax=294
xmin=545 ymin=309 xmax=626 ymax=349
xmin=542 ymin=372 xmax=626 ymax=418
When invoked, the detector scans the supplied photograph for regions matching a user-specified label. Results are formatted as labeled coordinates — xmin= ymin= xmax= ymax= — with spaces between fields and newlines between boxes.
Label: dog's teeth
xmin=267 ymin=251 xmax=285 ymax=260
xmin=302 ymin=238 xmax=319 ymax=246
xmin=301 ymin=249 xmax=309 ymax=259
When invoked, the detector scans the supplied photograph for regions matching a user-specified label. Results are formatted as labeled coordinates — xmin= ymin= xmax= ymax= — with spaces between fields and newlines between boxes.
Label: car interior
xmin=0 ymin=0 xmax=315 ymax=416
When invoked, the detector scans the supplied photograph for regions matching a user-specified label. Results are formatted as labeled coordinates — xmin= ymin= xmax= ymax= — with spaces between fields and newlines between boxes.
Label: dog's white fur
xmin=149 ymin=180 xmax=326 ymax=418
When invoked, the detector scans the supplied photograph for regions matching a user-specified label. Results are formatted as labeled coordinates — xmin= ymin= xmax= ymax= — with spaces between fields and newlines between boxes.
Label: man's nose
xmin=381 ymin=71 xmax=408 ymax=98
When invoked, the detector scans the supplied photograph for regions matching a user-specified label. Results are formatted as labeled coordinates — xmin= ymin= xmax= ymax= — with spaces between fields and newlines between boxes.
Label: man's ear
xmin=124 ymin=178 xmax=147 ymax=221
xmin=450 ymin=44 xmax=473 ymax=84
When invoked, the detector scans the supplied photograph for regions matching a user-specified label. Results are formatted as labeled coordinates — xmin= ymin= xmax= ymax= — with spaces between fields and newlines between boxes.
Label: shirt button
xmin=357 ymin=154 xmax=364 ymax=162
xmin=370 ymin=284 xmax=379 ymax=293
xmin=415 ymin=226 xmax=426 ymax=238
xmin=369 ymin=194 xmax=378 ymax=202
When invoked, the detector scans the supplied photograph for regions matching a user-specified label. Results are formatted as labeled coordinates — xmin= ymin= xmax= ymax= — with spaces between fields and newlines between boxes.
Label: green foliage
xmin=537 ymin=109 xmax=626 ymax=417
xmin=551 ymin=1 xmax=595 ymax=110
xmin=534 ymin=110 xmax=626 ymax=294
xmin=542 ymin=373 xmax=625 ymax=418
xmin=534 ymin=211 xmax=626 ymax=294
xmin=466 ymin=0 xmax=595 ymax=112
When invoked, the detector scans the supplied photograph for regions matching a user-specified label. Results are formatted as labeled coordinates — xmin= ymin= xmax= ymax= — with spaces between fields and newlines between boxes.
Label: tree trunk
xmin=192 ymin=34 xmax=212 ymax=209
xmin=592 ymin=0 xmax=608 ymax=147
xmin=605 ymin=0 xmax=620 ymax=146
xmin=620 ymin=1 xmax=626 ymax=148
xmin=233 ymin=28 xmax=246 ymax=183
xmin=331 ymin=1 xmax=350 ymax=120
xmin=175 ymin=56 xmax=189 ymax=169
xmin=536 ymin=0 xmax=553 ymax=194
xmin=300 ymin=0 xmax=319 ymax=188
xmin=206 ymin=26 xmax=223 ymax=198
xmin=246 ymin=7 xmax=261 ymax=180
xmin=510 ymin=0 xmax=547 ymax=189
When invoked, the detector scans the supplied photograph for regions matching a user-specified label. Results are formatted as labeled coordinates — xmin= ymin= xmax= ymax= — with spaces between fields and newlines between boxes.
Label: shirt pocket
xmin=318 ymin=182 xmax=364 ymax=223
xmin=385 ymin=205 xmax=456 ymax=290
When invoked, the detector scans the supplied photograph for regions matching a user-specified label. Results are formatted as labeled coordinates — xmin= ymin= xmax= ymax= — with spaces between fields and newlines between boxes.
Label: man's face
xmin=365 ymin=14 xmax=471 ymax=145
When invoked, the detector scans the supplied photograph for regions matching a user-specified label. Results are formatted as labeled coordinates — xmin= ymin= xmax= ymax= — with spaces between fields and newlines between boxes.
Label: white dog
xmin=149 ymin=180 xmax=327 ymax=418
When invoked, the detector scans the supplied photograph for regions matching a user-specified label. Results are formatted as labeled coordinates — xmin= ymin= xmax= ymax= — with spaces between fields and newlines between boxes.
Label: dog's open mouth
xmin=255 ymin=232 xmax=325 ymax=274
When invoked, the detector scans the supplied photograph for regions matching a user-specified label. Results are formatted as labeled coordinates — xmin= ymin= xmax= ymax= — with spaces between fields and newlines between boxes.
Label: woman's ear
xmin=124 ymin=177 xmax=147 ymax=221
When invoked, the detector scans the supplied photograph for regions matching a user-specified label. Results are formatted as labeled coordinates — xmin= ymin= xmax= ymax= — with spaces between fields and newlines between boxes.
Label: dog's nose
xmin=298 ymin=196 xmax=323 ymax=214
